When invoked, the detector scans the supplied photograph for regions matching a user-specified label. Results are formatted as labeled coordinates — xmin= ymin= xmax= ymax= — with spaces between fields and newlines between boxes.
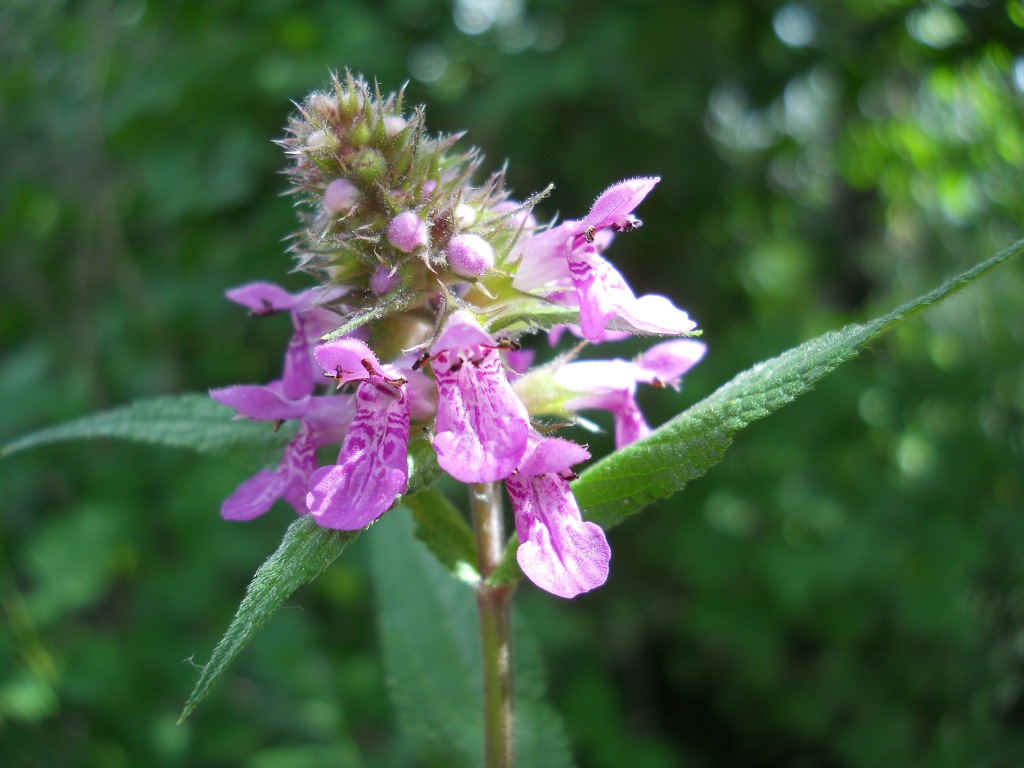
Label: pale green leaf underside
xmin=572 ymin=237 xmax=1024 ymax=531
xmin=0 ymin=394 xmax=291 ymax=470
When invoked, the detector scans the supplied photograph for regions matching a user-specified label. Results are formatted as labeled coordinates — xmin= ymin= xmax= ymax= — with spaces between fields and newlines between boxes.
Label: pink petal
xmin=614 ymin=294 xmax=697 ymax=338
xmin=518 ymin=435 xmax=591 ymax=477
xmin=432 ymin=345 xmax=529 ymax=483
xmin=581 ymin=177 xmax=659 ymax=231
xmin=281 ymin=330 xmax=318 ymax=400
xmin=510 ymin=221 xmax=575 ymax=291
xmin=430 ymin=310 xmax=494 ymax=352
xmin=306 ymin=380 xmax=410 ymax=530
xmin=635 ymin=339 xmax=707 ymax=389
xmin=210 ymin=385 xmax=310 ymax=421
xmin=508 ymin=472 xmax=610 ymax=599
xmin=279 ymin=424 xmax=318 ymax=513
xmin=565 ymin=389 xmax=652 ymax=449
xmin=554 ymin=359 xmax=646 ymax=393
xmin=314 ymin=339 xmax=385 ymax=385
xmin=567 ymin=244 xmax=696 ymax=340
xmin=225 ymin=282 xmax=313 ymax=314
xmin=221 ymin=469 xmax=287 ymax=521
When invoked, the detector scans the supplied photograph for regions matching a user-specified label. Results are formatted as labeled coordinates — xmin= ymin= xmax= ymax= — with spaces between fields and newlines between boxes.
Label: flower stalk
xmin=471 ymin=482 xmax=515 ymax=768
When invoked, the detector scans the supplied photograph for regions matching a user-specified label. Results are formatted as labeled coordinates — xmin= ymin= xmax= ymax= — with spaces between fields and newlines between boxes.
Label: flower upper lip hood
xmin=511 ymin=177 xmax=697 ymax=341
xmin=429 ymin=311 xmax=530 ymax=484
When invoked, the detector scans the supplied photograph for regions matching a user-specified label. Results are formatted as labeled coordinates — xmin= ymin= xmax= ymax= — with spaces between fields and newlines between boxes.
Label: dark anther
xmin=611 ymin=215 xmax=642 ymax=234
xmin=249 ymin=298 xmax=278 ymax=317
xmin=559 ymin=470 xmax=580 ymax=481
xmin=272 ymin=419 xmax=285 ymax=432
xmin=494 ymin=337 xmax=521 ymax=352
xmin=650 ymin=377 xmax=666 ymax=389
xmin=412 ymin=352 xmax=431 ymax=370
xmin=584 ymin=225 xmax=597 ymax=243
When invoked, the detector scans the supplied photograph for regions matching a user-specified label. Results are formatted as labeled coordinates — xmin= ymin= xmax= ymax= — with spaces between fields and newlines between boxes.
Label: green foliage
xmin=405 ymin=487 xmax=479 ymax=584
xmin=1 ymin=394 xmax=292 ymax=470
xmin=371 ymin=511 xmax=573 ymax=768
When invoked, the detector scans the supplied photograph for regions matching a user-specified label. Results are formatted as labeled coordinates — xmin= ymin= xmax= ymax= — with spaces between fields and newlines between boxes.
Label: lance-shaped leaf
xmin=0 ymin=394 xmax=292 ymax=470
xmin=179 ymin=438 xmax=441 ymax=720
xmin=572 ymin=238 xmax=1024 ymax=530
xmin=490 ymin=238 xmax=1024 ymax=579
xmin=179 ymin=515 xmax=357 ymax=721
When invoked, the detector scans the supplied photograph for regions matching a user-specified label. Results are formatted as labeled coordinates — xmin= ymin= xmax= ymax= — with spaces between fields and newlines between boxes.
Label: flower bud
xmin=455 ymin=203 xmax=479 ymax=228
xmin=370 ymin=264 xmax=400 ymax=295
xmin=387 ymin=211 xmax=428 ymax=253
xmin=446 ymin=233 xmax=494 ymax=278
xmin=307 ymin=130 xmax=330 ymax=149
xmin=383 ymin=116 xmax=407 ymax=137
xmin=352 ymin=148 xmax=387 ymax=184
xmin=323 ymin=179 xmax=359 ymax=214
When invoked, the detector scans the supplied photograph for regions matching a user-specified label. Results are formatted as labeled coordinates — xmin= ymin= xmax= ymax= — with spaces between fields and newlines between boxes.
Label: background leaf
xmin=573 ymin=239 xmax=1024 ymax=530
xmin=405 ymin=487 xmax=479 ymax=584
xmin=371 ymin=510 xmax=574 ymax=768
xmin=1 ymin=394 xmax=291 ymax=470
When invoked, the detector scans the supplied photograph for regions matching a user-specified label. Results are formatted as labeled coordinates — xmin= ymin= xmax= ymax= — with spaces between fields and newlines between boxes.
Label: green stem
xmin=470 ymin=482 xmax=515 ymax=768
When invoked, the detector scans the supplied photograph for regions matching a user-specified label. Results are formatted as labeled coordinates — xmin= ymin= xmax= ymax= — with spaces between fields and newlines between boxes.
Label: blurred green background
xmin=2 ymin=0 xmax=1023 ymax=766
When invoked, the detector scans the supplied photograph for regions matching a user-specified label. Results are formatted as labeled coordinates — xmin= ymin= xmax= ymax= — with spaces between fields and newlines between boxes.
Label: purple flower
xmin=555 ymin=338 xmax=706 ymax=449
xmin=506 ymin=433 xmax=610 ymax=598
xmin=446 ymin=233 xmax=495 ymax=278
xmin=512 ymin=178 xmax=696 ymax=341
xmin=221 ymin=422 xmax=318 ymax=521
xmin=224 ymin=282 xmax=344 ymax=399
xmin=387 ymin=211 xmax=428 ymax=253
xmin=212 ymin=283 xmax=352 ymax=520
xmin=430 ymin=311 xmax=530 ymax=483
xmin=306 ymin=377 xmax=411 ymax=530
xmin=305 ymin=339 xmax=413 ymax=530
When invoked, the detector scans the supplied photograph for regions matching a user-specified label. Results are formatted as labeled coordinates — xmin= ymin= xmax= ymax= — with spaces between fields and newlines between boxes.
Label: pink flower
xmin=555 ymin=338 xmax=706 ymax=449
xmin=211 ymin=283 xmax=352 ymax=520
xmin=220 ymin=423 xmax=319 ymax=521
xmin=387 ymin=211 xmax=428 ymax=253
xmin=512 ymin=178 xmax=696 ymax=341
xmin=506 ymin=433 xmax=610 ymax=598
xmin=305 ymin=377 xmax=411 ymax=530
xmin=224 ymin=282 xmax=344 ymax=399
xmin=430 ymin=312 xmax=530 ymax=483
xmin=305 ymin=340 xmax=412 ymax=530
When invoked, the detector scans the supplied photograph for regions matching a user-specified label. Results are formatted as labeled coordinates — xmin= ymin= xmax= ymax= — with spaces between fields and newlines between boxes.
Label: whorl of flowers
xmin=213 ymin=72 xmax=705 ymax=599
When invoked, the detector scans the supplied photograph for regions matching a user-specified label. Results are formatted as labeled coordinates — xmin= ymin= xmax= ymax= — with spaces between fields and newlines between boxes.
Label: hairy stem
xmin=470 ymin=482 xmax=515 ymax=768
